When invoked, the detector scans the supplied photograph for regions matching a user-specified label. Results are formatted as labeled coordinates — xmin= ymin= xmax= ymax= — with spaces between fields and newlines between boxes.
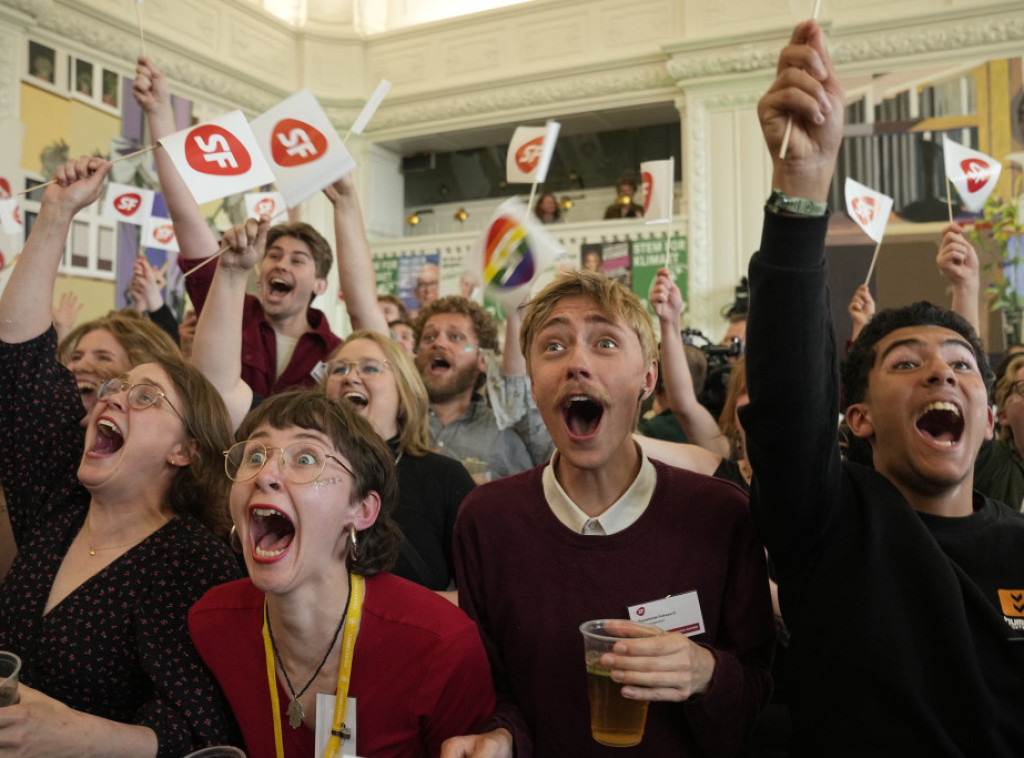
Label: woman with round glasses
xmin=0 ymin=156 xmax=241 ymax=756
xmin=323 ymin=332 xmax=475 ymax=592
xmin=189 ymin=390 xmax=494 ymax=758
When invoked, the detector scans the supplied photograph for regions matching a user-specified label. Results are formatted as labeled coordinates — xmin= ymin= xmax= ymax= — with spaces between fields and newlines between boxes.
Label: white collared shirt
xmin=542 ymin=447 xmax=657 ymax=535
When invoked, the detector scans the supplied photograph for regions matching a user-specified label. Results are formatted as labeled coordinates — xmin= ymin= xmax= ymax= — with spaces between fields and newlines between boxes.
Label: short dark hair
xmin=413 ymin=295 xmax=499 ymax=352
xmin=265 ymin=222 xmax=333 ymax=280
xmin=378 ymin=294 xmax=409 ymax=322
xmin=234 ymin=391 xmax=401 ymax=576
xmin=840 ymin=301 xmax=992 ymax=413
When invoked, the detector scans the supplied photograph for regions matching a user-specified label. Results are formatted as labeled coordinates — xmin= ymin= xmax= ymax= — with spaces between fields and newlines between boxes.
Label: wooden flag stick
xmin=863 ymin=239 xmax=882 ymax=286
xmin=182 ymin=241 xmax=232 ymax=279
xmin=945 ymin=175 xmax=954 ymax=223
xmin=779 ymin=0 xmax=824 ymax=160
xmin=135 ymin=1 xmax=147 ymax=59
xmin=15 ymin=144 xmax=157 ymax=196
xmin=526 ymin=182 xmax=539 ymax=220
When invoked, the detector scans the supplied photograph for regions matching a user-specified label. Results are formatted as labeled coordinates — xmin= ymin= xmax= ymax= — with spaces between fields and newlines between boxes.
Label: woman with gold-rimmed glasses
xmin=189 ymin=390 xmax=494 ymax=758
xmin=0 ymin=157 xmax=240 ymax=756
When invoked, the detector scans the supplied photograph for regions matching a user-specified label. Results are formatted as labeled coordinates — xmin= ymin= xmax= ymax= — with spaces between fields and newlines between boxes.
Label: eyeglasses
xmin=97 ymin=377 xmax=188 ymax=425
xmin=223 ymin=440 xmax=354 ymax=484
xmin=1011 ymin=380 xmax=1024 ymax=398
xmin=325 ymin=358 xmax=390 ymax=379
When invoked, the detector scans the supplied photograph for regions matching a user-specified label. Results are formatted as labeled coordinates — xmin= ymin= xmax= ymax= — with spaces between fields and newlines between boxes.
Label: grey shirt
xmin=428 ymin=396 xmax=534 ymax=480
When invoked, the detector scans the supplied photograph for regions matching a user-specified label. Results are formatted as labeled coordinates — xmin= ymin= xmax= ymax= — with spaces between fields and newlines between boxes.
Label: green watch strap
xmin=766 ymin=189 xmax=827 ymax=217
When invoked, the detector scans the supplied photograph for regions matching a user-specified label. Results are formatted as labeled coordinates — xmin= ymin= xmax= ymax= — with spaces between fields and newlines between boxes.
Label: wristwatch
xmin=766 ymin=189 xmax=827 ymax=217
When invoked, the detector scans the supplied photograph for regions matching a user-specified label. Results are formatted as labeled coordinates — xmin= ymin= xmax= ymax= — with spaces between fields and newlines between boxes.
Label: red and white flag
xmin=844 ymin=178 xmax=893 ymax=244
xmin=0 ymin=199 xmax=22 ymax=235
xmin=158 ymin=110 xmax=275 ymax=206
xmin=244 ymin=191 xmax=288 ymax=223
xmin=506 ymin=121 xmax=560 ymax=184
xmin=102 ymin=182 xmax=155 ymax=226
xmin=250 ymin=90 xmax=356 ymax=209
xmin=943 ymin=136 xmax=1001 ymax=213
xmin=143 ymin=217 xmax=179 ymax=252
xmin=641 ymin=158 xmax=674 ymax=224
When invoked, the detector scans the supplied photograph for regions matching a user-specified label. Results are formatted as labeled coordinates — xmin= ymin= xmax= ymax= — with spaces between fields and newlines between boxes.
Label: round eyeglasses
xmin=97 ymin=377 xmax=187 ymax=424
xmin=1012 ymin=380 xmax=1024 ymax=398
xmin=223 ymin=440 xmax=354 ymax=484
xmin=325 ymin=358 xmax=390 ymax=379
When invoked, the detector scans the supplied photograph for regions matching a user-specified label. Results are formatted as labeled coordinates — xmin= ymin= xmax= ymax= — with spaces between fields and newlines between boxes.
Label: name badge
xmin=628 ymin=591 xmax=704 ymax=636
xmin=315 ymin=694 xmax=360 ymax=757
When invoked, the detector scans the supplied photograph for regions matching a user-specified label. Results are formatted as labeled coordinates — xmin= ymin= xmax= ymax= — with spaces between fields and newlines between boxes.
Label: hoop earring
xmin=348 ymin=525 xmax=360 ymax=563
xmin=229 ymin=525 xmax=242 ymax=554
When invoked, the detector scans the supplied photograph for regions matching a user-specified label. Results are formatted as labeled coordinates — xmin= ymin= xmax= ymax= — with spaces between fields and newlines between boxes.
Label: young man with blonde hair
xmin=444 ymin=270 xmax=774 ymax=757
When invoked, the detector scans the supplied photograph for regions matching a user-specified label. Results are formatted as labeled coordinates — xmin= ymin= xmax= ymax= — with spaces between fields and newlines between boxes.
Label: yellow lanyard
xmin=262 ymin=574 xmax=366 ymax=758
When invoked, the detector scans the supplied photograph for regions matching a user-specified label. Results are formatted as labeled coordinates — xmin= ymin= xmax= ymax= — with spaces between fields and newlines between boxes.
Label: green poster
xmin=372 ymin=254 xmax=400 ymax=297
xmin=630 ymin=234 xmax=687 ymax=314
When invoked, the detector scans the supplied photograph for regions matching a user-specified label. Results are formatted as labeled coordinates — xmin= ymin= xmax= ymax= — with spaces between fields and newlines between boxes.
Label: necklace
xmin=266 ymin=586 xmax=351 ymax=729
xmin=85 ymin=518 xmax=149 ymax=556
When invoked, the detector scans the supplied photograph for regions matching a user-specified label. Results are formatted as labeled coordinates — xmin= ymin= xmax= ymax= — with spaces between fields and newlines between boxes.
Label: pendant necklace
xmin=266 ymin=587 xmax=351 ymax=728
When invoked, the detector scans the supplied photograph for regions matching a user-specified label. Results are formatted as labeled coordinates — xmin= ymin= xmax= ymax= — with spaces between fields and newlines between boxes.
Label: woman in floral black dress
xmin=0 ymin=156 xmax=241 ymax=756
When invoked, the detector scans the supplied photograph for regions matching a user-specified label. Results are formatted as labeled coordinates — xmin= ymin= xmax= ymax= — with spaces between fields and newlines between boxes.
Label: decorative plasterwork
xmin=0 ymin=25 xmax=18 ymax=120
xmin=667 ymin=12 xmax=1024 ymax=82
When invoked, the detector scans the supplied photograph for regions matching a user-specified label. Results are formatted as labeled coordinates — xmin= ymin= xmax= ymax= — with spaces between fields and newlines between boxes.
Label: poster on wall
xmin=580 ymin=241 xmax=631 ymax=288
xmin=440 ymin=246 xmax=480 ymax=301
xmin=371 ymin=253 xmax=400 ymax=298
xmin=396 ymin=252 xmax=441 ymax=317
xmin=629 ymin=234 xmax=688 ymax=314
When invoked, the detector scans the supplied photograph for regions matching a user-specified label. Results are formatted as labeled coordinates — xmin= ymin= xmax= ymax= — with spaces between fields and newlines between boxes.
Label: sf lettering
xmin=276 ymin=128 xmax=319 ymax=160
xmin=193 ymin=134 xmax=241 ymax=171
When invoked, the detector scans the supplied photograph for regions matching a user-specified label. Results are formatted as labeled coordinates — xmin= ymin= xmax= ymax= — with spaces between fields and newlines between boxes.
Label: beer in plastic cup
xmin=0 ymin=651 xmax=21 ymax=707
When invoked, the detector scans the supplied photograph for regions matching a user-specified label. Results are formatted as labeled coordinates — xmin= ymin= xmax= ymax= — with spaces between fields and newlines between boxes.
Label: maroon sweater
xmin=454 ymin=460 xmax=774 ymax=757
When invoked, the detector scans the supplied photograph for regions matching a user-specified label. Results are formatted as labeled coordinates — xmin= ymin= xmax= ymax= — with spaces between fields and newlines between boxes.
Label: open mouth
xmin=562 ymin=395 xmax=604 ymax=439
xmin=915 ymin=401 xmax=964 ymax=447
xmin=429 ymin=356 xmax=451 ymax=374
xmin=78 ymin=380 xmax=98 ymax=399
xmin=88 ymin=418 xmax=124 ymax=456
xmin=268 ymin=277 xmax=293 ymax=295
xmin=249 ymin=506 xmax=295 ymax=561
xmin=343 ymin=391 xmax=369 ymax=408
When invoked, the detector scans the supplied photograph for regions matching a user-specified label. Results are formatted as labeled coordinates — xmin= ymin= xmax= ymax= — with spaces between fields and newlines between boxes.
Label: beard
xmin=421 ymin=362 xmax=480 ymax=404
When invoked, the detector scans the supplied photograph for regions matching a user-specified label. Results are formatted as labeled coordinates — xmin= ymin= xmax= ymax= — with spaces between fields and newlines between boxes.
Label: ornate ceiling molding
xmin=667 ymin=11 xmax=1024 ymax=82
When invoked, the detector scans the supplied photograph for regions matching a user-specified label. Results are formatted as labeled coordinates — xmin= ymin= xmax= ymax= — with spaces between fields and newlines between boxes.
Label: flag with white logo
xmin=641 ymin=158 xmax=674 ymax=224
xmin=244 ymin=191 xmax=288 ymax=223
xmin=158 ymin=110 xmax=275 ymax=206
xmin=468 ymin=197 xmax=563 ymax=306
xmin=506 ymin=121 xmax=561 ymax=184
xmin=943 ymin=135 xmax=1002 ymax=213
xmin=0 ymin=199 xmax=22 ymax=235
xmin=844 ymin=177 xmax=893 ymax=244
xmin=102 ymin=182 xmax=155 ymax=226
xmin=250 ymin=90 xmax=356 ymax=209
xmin=143 ymin=216 xmax=179 ymax=252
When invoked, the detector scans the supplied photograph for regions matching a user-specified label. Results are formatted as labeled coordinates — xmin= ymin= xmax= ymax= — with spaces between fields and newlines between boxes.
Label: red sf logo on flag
xmin=255 ymin=198 xmax=276 ymax=216
xmin=642 ymin=171 xmax=653 ymax=215
xmin=153 ymin=225 xmax=175 ymax=244
xmin=271 ymin=119 xmax=328 ymax=167
xmin=11 ymin=207 xmax=20 ymax=225
xmin=0 ymin=178 xmax=10 ymax=200
xmin=961 ymin=158 xmax=994 ymax=193
xmin=852 ymin=196 xmax=877 ymax=226
xmin=115 ymin=193 xmax=142 ymax=216
xmin=515 ymin=136 xmax=544 ymax=174
xmin=185 ymin=125 xmax=253 ymax=176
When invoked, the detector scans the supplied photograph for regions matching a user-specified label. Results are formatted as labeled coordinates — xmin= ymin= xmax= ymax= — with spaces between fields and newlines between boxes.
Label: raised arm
xmin=324 ymin=174 xmax=389 ymax=335
xmin=132 ymin=57 xmax=219 ymax=262
xmin=936 ymin=221 xmax=980 ymax=334
xmin=189 ymin=217 xmax=265 ymax=429
xmin=847 ymin=284 xmax=875 ymax=342
xmin=0 ymin=156 xmax=111 ymax=344
xmin=742 ymin=20 xmax=845 ymax=562
xmin=650 ymin=267 xmax=730 ymax=456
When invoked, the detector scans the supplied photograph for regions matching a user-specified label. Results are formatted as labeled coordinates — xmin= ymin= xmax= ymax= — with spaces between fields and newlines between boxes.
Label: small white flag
xmin=349 ymin=79 xmax=391 ymax=136
xmin=102 ymin=182 xmax=155 ymax=226
xmin=641 ymin=158 xmax=674 ymax=224
xmin=143 ymin=217 xmax=179 ymax=252
xmin=506 ymin=121 xmax=561 ymax=184
xmin=158 ymin=110 xmax=276 ymax=206
xmin=244 ymin=191 xmax=288 ymax=223
xmin=0 ymin=199 xmax=22 ymax=235
xmin=942 ymin=136 xmax=1002 ymax=213
xmin=250 ymin=90 xmax=356 ymax=209
xmin=845 ymin=178 xmax=893 ymax=244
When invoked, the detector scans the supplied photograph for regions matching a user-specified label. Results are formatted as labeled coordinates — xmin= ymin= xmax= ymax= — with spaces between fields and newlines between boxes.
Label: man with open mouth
xmin=444 ymin=271 xmax=774 ymax=757
xmin=743 ymin=20 xmax=1024 ymax=756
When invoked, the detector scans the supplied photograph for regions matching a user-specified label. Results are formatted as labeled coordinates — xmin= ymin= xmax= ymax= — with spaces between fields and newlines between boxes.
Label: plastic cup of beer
xmin=181 ymin=747 xmax=246 ymax=757
xmin=579 ymin=619 xmax=663 ymax=747
xmin=0 ymin=651 xmax=21 ymax=706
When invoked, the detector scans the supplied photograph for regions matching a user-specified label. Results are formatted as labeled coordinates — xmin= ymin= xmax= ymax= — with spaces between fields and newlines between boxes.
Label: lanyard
xmin=263 ymin=573 xmax=366 ymax=758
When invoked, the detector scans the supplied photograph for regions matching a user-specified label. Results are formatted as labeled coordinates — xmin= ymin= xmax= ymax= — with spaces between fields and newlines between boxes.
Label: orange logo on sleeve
xmin=998 ymin=590 xmax=1024 ymax=617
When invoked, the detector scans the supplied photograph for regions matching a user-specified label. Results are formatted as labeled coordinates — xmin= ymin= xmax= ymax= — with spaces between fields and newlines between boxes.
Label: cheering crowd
xmin=1 ymin=19 xmax=1023 ymax=758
